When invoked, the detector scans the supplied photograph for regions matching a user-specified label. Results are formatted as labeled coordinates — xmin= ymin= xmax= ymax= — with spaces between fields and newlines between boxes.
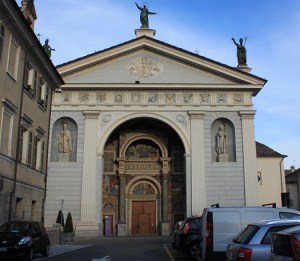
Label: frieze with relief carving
xmin=54 ymin=91 xmax=251 ymax=106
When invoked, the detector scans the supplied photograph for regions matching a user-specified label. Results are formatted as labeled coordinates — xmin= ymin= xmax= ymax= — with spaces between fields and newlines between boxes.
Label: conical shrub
xmin=64 ymin=212 xmax=74 ymax=233
xmin=55 ymin=210 xmax=64 ymax=227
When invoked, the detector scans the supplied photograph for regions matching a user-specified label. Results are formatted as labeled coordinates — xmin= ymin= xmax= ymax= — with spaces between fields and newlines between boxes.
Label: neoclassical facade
xmin=44 ymin=29 xmax=267 ymax=236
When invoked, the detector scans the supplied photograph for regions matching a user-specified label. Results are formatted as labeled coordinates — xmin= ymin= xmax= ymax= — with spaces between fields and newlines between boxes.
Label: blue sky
xmin=20 ymin=0 xmax=300 ymax=169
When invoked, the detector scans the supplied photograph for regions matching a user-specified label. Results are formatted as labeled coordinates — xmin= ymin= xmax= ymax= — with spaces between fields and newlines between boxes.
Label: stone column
xmin=97 ymin=154 xmax=104 ymax=236
xmin=185 ymin=154 xmax=192 ymax=217
xmin=188 ymin=111 xmax=206 ymax=216
xmin=117 ymin=159 xmax=127 ymax=236
xmin=76 ymin=111 xmax=100 ymax=237
xmin=161 ymin=157 xmax=171 ymax=236
xmin=239 ymin=110 xmax=259 ymax=205
xmin=119 ymin=174 xmax=126 ymax=223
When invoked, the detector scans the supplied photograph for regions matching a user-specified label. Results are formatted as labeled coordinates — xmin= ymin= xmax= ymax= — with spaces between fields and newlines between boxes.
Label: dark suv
xmin=172 ymin=216 xmax=202 ymax=258
xmin=0 ymin=220 xmax=50 ymax=261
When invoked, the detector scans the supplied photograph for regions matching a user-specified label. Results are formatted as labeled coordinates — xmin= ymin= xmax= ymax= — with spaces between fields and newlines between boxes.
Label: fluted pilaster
xmin=188 ymin=111 xmax=206 ymax=215
xmin=80 ymin=111 xmax=100 ymax=222
xmin=239 ymin=110 xmax=259 ymax=205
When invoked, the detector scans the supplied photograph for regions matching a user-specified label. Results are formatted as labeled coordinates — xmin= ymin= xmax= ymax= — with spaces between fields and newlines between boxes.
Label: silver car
xmin=269 ymin=225 xmax=300 ymax=261
xmin=226 ymin=220 xmax=300 ymax=261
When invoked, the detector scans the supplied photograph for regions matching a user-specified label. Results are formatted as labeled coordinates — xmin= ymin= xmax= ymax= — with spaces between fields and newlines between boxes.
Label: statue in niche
xmin=58 ymin=123 xmax=72 ymax=161
xmin=216 ymin=124 xmax=228 ymax=162
xmin=232 ymin=37 xmax=247 ymax=65
xmin=135 ymin=3 xmax=156 ymax=29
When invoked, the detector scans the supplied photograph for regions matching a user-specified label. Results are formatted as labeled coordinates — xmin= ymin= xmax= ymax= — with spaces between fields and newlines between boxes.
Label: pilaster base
xmin=135 ymin=29 xmax=156 ymax=38
xmin=75 ymin=221 xmax=101 ymax=237
xmin=117 ymin=223 xmax=127 ymax=236
xmin=161 ymin=222 xmax=170 ymax=236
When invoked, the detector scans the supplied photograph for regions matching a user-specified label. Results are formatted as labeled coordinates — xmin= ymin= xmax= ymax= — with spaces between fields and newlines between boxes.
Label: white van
xmin=200 ymin=204 xmax=300 ymax=261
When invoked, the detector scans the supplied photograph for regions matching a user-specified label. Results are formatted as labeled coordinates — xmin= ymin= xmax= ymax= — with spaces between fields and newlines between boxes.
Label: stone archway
xmin=102 ymin=118 xmax=186 ymax=236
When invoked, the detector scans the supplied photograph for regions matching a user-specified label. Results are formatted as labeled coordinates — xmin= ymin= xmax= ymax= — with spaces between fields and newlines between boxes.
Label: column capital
xmin=239 ymin=110 xmax=256 ymax=119
xmin=83 ymin=110 xmax=100 ymax=119
xmin=188 ymin=111 xmax=205 ymax=119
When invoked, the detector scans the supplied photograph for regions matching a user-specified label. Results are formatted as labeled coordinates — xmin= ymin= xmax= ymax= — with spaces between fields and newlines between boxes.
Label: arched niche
xmin=211 ymin=118 xmax=236 ymax=162
xmin=51 ymin=117 xmax=77 ymax=162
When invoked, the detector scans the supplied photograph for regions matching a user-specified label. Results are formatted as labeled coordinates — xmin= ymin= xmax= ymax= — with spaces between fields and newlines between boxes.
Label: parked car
xmin=201 ymin=204 xmax=300 ymax=261
xmin=226 ymin=219 xmax=300 ymax=261
xmin=172 ymin=216 xmax=202 ymax=258
xmin=269 ymin=225 xmax=300 ymax=261
xmin=0 ymin=220 xmax=50 ymax=261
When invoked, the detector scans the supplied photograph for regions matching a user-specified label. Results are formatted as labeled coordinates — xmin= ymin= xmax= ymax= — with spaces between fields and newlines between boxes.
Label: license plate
xmin=0 ymin=247 xmax=7 ymax=252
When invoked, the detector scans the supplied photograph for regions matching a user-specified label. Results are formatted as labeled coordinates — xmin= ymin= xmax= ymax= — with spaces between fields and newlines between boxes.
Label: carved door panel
xmin=132 ymin=201 xmax=143 ymax=234
xmin=144 ymin=201 xmax=156 ymax=234
xmin=132 ymin=201 xmax=156 ymax=235
xmin=138 ymin=213 xmax=150 ymax=234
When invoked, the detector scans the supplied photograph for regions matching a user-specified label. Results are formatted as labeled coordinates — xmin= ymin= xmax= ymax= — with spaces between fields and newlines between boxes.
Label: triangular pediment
xmin=58 ymin=36 xmax=266 ymax=94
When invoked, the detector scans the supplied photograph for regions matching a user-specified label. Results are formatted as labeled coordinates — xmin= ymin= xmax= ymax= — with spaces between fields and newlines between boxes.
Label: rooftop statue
xmin=232 ymin=37 xmax=247 ymax=65
xmin=43 ymin=39 xmax=55 ymax=58
xmin=135 ymin=2 xmax=156 ymax=29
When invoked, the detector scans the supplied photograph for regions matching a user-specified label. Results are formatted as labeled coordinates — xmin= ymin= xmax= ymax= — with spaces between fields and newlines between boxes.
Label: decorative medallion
xmin=233 ymin=93 xmax=244 ymax=103
xmin=176 ymin=115 xmax=185 ymax=123
xmin=103 ymin=115 xmax=112 ymax=122
xmin=114 ymin=94 xmax=123 ymax=103
xmin=131 ymin=94 xmax=141 ymax=103
xmin=127 ymin=56 xmax=163 ymax=78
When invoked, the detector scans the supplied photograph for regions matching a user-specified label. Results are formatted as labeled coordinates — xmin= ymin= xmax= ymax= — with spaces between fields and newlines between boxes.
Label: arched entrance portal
xmin=102 ymin=118 xmax=186 ymax=236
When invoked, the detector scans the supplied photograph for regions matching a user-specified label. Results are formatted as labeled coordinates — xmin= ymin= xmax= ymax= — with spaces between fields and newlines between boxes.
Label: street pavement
xmin=35 ymin=236 xmax=199 ymax=261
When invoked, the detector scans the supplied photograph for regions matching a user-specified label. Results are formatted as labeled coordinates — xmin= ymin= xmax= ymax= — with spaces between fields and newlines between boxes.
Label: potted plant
xmin=64 ymin=212 xmax=75 ymax=242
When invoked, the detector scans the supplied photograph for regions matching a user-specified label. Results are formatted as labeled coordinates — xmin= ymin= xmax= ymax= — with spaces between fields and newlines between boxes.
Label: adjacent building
xmin=0 ymin=0 xmax=63 ymax=224
xmin=286 ymin=166 xmax=300 ymax=210
xmin=256 ymin=141 xmax=287 ymax=207
xmin=44 ymin=28 xmax=270 ymax=236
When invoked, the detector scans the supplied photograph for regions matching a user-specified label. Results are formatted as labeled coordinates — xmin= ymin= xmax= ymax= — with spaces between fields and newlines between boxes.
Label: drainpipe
xmin=280 ymin=157 xmax=287 ymax=193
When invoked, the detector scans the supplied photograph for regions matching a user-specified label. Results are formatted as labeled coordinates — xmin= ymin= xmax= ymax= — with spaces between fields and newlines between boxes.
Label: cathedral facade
xmin=44 ymin=29 xmax=266 ymax=236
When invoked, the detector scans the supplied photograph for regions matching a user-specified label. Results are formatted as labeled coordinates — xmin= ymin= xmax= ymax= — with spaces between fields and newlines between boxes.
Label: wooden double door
xmin=132 ymin=201 xmax=156 ymax=235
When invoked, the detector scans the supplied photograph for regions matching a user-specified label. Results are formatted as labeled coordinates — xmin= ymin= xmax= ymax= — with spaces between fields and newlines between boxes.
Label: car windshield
xmin=0 ymin=222 xmax=31 ymax=233
xmin=233 ymin=225 xmax=259 ymax=244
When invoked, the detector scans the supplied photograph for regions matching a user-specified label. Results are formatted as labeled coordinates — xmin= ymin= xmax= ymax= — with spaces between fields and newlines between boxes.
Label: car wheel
xmin=42 ymin=244 xmax=50 ymax=257
xmin=188 ymin=241 xmax=200 ymax=258
xmin=25 ymin=247 xmax=33 ymax=261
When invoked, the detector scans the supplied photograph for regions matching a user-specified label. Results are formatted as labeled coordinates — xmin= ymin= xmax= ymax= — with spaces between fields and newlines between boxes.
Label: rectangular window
xmin=104 ymin=151 xmax=115 ymax=173
xmin=34 ymin=136 xmax=44 ymax=171
xmin=7 ymin=37 xmax=19 ymax=79
xmin=20 ymin=127 xmax=33 ymax=165
xmin=0 ymin=110 xmax=12 ymax=155
xmin=0 ymin=99 xmax=16 ymax=157
xmin=0 ymin=25 xmax=5 ymax=61
xmin=24 ymin=61 xmax=37 ymax=97
xmin=38 ymin=77 xmax=48 ymax=107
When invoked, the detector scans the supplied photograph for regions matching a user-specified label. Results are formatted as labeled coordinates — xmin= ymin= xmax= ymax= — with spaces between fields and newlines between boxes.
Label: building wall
xmin=0 ymin=0 xmax=62 ymax=224
xmin=257 ymin=157 xmax=285 ymax=207
xmin=44 ymin=111 xmax=85 ymax=227
xmin=204 ymin=111 xmax=245 ymax=206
